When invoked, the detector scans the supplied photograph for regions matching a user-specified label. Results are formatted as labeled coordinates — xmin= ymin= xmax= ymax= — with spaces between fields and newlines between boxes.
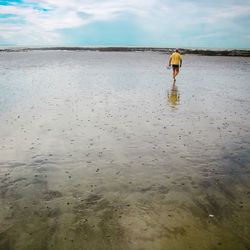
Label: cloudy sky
xmin=0 ymin=0 xmax=250 ymax=48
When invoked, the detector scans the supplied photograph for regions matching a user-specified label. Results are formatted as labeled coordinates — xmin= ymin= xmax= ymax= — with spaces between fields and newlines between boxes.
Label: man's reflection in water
xmin=167 ymin=80 xmax=180 ymax=108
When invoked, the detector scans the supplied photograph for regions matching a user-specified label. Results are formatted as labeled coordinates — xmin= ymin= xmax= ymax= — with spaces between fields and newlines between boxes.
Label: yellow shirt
xmin=170 ymin=52 xmax=182 ymax=65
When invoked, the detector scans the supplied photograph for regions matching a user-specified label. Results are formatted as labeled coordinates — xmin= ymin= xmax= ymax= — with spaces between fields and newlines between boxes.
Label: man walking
xmin=169 ymin=49 xmax=182 ymax=81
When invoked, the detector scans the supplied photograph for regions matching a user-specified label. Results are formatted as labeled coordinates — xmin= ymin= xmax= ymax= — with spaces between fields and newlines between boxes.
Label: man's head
xmin=175 ymin=48 xmax=179 ymax=52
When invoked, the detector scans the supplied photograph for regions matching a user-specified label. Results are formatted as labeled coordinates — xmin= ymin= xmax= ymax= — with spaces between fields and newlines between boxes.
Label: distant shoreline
xmin=1 ymin=46 xmax=250 ymax=56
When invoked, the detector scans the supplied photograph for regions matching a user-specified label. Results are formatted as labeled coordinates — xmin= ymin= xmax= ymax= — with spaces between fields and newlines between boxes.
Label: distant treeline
xmin=1 ymin=47 xmax=250 ymax=56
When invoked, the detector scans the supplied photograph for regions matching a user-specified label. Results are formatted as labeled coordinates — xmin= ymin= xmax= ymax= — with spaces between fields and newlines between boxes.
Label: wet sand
xmin=0 ymin=51 xmax=250 ymax=250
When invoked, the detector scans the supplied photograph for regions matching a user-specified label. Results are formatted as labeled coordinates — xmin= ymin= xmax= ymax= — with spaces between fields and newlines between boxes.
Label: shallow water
xmin=0 ymin=51 xmax=250 ymax=250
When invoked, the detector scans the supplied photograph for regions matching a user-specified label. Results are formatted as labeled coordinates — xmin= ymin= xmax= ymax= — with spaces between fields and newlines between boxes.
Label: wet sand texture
xmin=0 ymin=51 xmax=250 ymax=250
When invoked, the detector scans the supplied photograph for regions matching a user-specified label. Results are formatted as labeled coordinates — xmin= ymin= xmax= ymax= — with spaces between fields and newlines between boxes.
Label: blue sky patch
xmin=33 ymin=6 xmax=49 ymax=12
xmin=0 ymin=0 xmax=23 ymax=6
xmin=0 ymin=13 xmax=17 ymax=18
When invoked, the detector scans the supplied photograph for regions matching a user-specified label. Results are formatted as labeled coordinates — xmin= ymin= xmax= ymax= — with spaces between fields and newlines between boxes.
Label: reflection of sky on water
xmin=1 ymin=51 xmax=250 ymax=159
xmin=1 ymin=51 xmax=249 ymax=161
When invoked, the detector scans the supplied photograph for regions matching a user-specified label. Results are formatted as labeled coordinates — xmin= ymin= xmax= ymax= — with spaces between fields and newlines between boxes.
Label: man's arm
xmin=180 ymin=59 xmax=182 ymax=67
xmin=169 ymin=57 xmax=172 ymax=67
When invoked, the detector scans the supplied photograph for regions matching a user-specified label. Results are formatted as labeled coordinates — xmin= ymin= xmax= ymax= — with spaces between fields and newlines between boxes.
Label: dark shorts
xmin=172 ymin=64 xmax=179 ymax=68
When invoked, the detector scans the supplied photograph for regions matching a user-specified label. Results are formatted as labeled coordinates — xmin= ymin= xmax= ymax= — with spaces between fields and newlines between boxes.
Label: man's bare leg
xmin=173 ymin=67 xmax=179 ymax=80
xmin=173 ymin=68 xmax=176 ymax=80
xmin=175 ymin=67 xmax=179 ymax=78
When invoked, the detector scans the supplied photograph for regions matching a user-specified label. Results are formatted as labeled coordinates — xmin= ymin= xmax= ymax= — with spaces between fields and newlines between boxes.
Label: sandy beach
xmin=0 ymin=50 xmax=250 ymax=250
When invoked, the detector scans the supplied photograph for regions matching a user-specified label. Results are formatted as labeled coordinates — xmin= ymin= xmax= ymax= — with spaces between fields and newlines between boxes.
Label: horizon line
xmin=1 ymin=45 xmax=250 ymax=50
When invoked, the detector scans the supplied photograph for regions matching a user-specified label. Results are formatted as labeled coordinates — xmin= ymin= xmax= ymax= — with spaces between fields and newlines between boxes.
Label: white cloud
xmin=198 ymin=4 xmax=250 ymax=24
xmin=0 ymin=0 xmax=250 ymax=45
xmin=0 ymin=0 xmax=159 ymax=44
